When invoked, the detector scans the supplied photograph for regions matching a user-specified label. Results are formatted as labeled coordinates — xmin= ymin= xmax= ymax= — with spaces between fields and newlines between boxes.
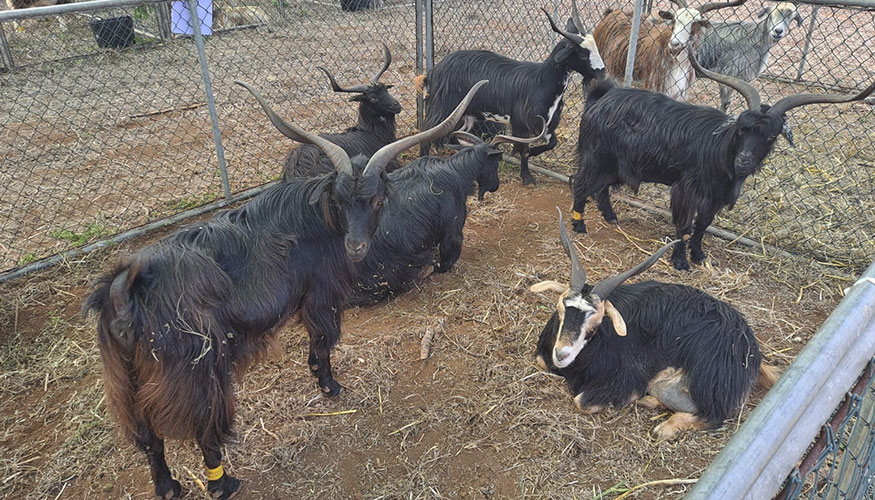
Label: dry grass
xmin=0 ymin=172 xmax=846 ymax=499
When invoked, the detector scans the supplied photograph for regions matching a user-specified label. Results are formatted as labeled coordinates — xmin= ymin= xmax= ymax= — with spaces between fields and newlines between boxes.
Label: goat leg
xmin=594 ymin=187 xmax=618 ymax=224
xmin=198 ymin=435 xmax=241 ymax=500
xmin=669 ymin=187 xmax=694 ymax=270
xmin=689 ymin=210 xmax=716 ymax=264
xmin=136 ymin=430 xmax=181 ymax=499
xmin=303 ymin=295 xmax=344 ymax=397
xmin=436 ymin=231 xmax=463 ymax=273
xmin=514 ymin=143 xmax=536 ymax=186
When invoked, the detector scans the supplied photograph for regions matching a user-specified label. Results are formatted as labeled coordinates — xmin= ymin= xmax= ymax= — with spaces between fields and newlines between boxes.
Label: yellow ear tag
xmin=603 ymin=300 xmax=627 ymax=336
xmin=571 ymin=210 xmax=584 ymax=221
xmin=205 ymin=464 xmax=224 ymax=481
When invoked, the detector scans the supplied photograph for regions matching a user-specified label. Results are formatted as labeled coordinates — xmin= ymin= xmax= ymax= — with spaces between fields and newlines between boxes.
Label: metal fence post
xmin=415 ymin=0 xmax=424 ymax=132
xmin=186 ymin=0 xmax=232 ymax=200
xmin=796 ymin=6 xmax=820 ymax=81
xmin=0 ymin=23 xmax=14 ymax=70
xmin=424 ymin=0 xmax=433 ymax=72
xmin=623 ymin=0 xmax=645 ymax=87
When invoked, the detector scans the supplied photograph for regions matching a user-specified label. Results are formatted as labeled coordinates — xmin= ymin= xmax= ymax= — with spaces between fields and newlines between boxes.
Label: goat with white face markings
xmin=696 ymin=2 xmax=803 ymax=110
xmin=570 ymin=47 xmax=875 ymax=270
xmin=415 ymin=0 xmax=604 ymax=186
xmin=594 ymin=0 xmax=744 ymax=100
xmin=283 ymin=45 xmax=403 ymax=180
xmin=531 ymin=209 xmax=780 ymax=440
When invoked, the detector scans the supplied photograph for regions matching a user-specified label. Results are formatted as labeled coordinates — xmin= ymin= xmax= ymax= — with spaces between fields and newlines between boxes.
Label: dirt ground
xmin=0 ymin=168 xmax=845 ymax=499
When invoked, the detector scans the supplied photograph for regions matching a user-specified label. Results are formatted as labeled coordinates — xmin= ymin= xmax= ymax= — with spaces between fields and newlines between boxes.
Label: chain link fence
xmin=433 ymin=0 xmax=874 ymax=270
xmin=0 ymin=0 xmax=421 ymax=276
xmin=777 ymin=358 xmax=875 ymax=499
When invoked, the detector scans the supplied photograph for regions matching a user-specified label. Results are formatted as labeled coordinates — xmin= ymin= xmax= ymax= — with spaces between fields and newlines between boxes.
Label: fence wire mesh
xmin=433 ymin=0 xmax=874 ymax=270
xmin=0 ymin=0 xmax=420 ymax=274
xmin=777 ymin=358 xmax=875 ymax=500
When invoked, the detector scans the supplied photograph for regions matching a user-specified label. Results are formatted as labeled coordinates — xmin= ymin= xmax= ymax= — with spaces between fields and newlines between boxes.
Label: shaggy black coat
xmin=83 ymin=165 xmax=388 ymax=499
xmin=536 ymin=280 xmax=761 ymax=427
xmin=283 ymin=90 xmax=401 ymax=179
xmin=572 ymin=79 xmax=785 ymax=270
xmin=350 ymin=145 xmax=501 ymax=306
xmin=419 ymin=19 xmax=603 ymax=186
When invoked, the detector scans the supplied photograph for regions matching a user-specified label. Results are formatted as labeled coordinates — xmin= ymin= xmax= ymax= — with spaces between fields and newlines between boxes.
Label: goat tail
xmin=84 ymin=262 xmax=144 ymax=442
xmin=413 ymin=74 xmax=428 ymax=96
xmin=758 ymin=363 xmax=782 ymax=389
xmin=585 ymin=78 xmax=616 ymax=107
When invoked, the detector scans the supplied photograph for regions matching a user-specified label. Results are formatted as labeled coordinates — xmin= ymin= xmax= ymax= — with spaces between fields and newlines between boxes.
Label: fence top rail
xmin=764 ymin=0 xmax=874 ymax=9
xmin=0 ymin=0 xmax=168 ymax=23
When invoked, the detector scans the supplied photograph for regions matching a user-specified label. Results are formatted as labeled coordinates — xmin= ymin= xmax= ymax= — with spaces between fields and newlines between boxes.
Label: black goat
xmin=82 ymin=79 xmax=486 ymax=500
xmin=283 ymin=45 xmax=402 ymax=180
xmin=571 ymin=47 xmax=875 ymax=270
xmin=531 ymin=210 xmax=779 ymax=439
xmin=351 ymin=121 xmax=547 ymax=306
xmin=416 ymin=0 xmax=604 ymax=186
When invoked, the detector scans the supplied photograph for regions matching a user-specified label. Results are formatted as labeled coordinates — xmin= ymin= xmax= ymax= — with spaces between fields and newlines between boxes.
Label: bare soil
xmin=0 ymin=170 xmax=843 ymax=499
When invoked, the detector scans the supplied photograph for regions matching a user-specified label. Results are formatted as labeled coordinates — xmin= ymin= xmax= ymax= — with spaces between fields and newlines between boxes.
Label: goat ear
xmin=553 ymin=45 xmax=573 ymax=63
xmin=530 ymin=280 xmax=569 ymax=294
xmin=308 ymin=176 xmax=333 ymax=206
xmin=349 ymin=94 xmax=366 ymax=102
xmin=712 ymin=117 xmax=736 ymax=135
xmin=755 ymin=7 xmax=769 ymax=19
xmin=603 ymin=300 xmax=627 ymax=337
xmin=658 ymin=10 xmax=674 ymax=20
xmin=781 ymin=122 xmax=796 ymax=148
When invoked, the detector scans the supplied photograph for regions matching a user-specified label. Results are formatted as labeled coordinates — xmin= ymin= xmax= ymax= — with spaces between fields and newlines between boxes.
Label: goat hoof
xmin=604 ymin=217 xmax=618 ymax=225
xmin=208 ymin=474 xmax=241 ymax=500
xmin=571 ymin=220 xmax=587 ymax=234
xmin=671 ymin=257 xmax=691 ymax=271
xmin=308 ymin=353 xmax=320 ymax=376
xmin=690 ymin=251 xmax=708 ymax=265
xmin=156 ymin=479 xmax=182 ymax=499
xmin=434 ymin=263 xmax=453 ymax=274
xmin=522 ymin=176 xmax=537 ymax=187
xmin=321 ymin=380 xmax=342 ymax=398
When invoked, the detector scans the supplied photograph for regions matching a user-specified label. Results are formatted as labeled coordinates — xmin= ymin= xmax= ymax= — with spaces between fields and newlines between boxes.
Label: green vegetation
xmin=49 ymin=220 xmax=111 ymax=247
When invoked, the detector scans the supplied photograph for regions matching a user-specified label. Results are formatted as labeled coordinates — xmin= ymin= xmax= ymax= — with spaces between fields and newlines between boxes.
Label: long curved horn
xmin=687 ymin=45 xmax=761 ymax=111
xmin=452 ymin=130 xmax=485 ymax=145
xmin=363 ymin=79 xmax=488 ymax=176
xmin=491 ymin=116 xmax=547 ymax=146
xmin=318 ymin=67 xmax=370 ymax=94
xmin=768 ymin=80 xmax=875 ymax=117
xmin=235 ymin=80 xmax=353 ymax=175
xmin=669 ymin=0 xmax=689 ymax=8
xmin=699 ymin=0 xmax=745 ymax=15
xmin=570 ymin=0 xmax=586 ymax=33
xmin=591 ymin=240 xmax=678 ymax=299
xmin=370 ymin=43 xmax=392 ymax=85
xmin=556 ymin=207 xmax=587 ymax=292
xmin=542 ymin=8 xmax=584 ymax=44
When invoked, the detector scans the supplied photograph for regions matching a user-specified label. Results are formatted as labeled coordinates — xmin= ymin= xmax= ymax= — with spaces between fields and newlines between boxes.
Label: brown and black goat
xmin=82 ymin=79 xmax=486 ymax=500
xmin=283 ymin=44 xmax=403 ymax=180
xmin=531 ymin=209 xmax=780 ymax=440
xmin=593 ymin=0 xmax=744 ymax=100
xmin=571 ymin=47 xmax=875 ymax=270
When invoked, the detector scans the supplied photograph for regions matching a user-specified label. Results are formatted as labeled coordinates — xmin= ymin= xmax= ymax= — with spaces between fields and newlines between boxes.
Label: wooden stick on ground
xmin=420 ymin=318 xmax=446 ymax=360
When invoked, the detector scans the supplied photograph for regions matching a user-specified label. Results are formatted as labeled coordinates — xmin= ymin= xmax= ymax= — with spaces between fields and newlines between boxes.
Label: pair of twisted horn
xmin=451 ymin=116 xmax=548 ymax=147
xmin=688 ymin=46 xmax=875 ymax=115
xmin=556 ymin=207 xmax=677 ymax=298
xmin=318 ymin=44 xmax=392 ymax=93
xmin=669 ymin=0 xmax=744 ymax=14
xmin=542 ymin=0 xmax=588 ymax=44
xmin=235 ymin=79 xmax=488 ymax=177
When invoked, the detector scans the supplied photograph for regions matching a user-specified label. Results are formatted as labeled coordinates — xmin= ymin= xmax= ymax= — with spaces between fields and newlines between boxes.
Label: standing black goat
xmin=571 ymin=46 xmax=875 ymax=270
xmin=532 ymin=210 xmax=780 ymax=439
xmin=416 ymin=0 xmax=604 ymax=186
xmin=351 ymin=120 xmax=547 ymax=306
xmin=82 ymin=79 xmax=486 ymax=500
xmin=283 ymin=45 xmax=402 ymax=180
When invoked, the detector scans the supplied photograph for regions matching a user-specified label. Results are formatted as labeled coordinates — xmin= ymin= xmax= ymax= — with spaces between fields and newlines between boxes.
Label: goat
xmin=283 ymin=45 xmax=402 ymax=180
xmin=350 ymin=121 xmax=547 ymax=306
xmin=416 ymin=0 xmax=604 ymax=186
xmin=570 ymin=47 xmax=875 ymax=270
xmin=531 ymin=209 xmax=780 ymax=439
xmin=697 ymin=2 xmax=803 ymax=110
xmin=593 ymin=0 xmax=743 ymax=100
xmin=82 ymin=79 xmax=486 ymax=500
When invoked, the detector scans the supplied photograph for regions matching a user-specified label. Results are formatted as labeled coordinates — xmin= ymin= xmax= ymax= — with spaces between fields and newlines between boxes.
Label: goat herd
xmin=81 ymin=0 xmax=873 ymax=497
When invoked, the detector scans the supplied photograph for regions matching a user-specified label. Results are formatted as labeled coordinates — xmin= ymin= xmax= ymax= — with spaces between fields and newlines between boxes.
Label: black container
xmin=89 ymin=15 xmax=135 ymax=49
